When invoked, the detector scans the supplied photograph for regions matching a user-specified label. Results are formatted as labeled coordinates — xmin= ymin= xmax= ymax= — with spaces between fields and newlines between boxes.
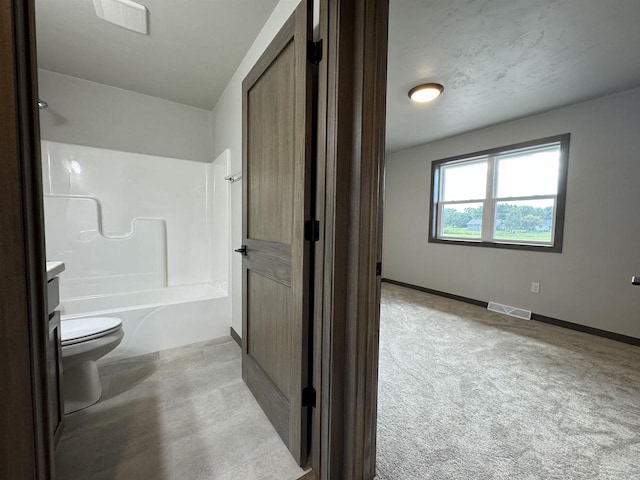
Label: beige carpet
xmin=376 ymin=283 xmax=640 ymax=480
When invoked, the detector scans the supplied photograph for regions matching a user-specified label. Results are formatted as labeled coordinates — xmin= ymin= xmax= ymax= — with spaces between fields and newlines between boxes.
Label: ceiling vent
xmin=93 ymin=0 xmax=149 ymax=35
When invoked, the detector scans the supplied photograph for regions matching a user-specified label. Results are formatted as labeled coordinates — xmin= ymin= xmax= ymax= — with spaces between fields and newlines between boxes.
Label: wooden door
xmin=240 ymin=0 xmax=314 ymax=466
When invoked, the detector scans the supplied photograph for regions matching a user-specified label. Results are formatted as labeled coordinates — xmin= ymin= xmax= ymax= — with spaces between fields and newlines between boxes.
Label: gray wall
xmin=383 ymin=86 xmax=640 ymax=339
xmin=38 ymin=69 xmax=213 ymax=162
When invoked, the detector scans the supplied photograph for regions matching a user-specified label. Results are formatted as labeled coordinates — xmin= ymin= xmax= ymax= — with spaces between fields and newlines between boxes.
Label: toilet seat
xmin=62 ymin=317 xmax=123 ymax=346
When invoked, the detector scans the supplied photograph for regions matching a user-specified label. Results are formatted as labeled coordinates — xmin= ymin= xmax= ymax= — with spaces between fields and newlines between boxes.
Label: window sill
xmin=428 ymin=237 xmax=562 ymax=253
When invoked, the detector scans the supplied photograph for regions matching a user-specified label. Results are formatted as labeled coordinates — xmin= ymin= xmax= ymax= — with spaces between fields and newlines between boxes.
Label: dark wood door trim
xmin=314 ymin=0 xmax=389 ymax=478
xmin=0 ymin=0 xmax=52 ymax=478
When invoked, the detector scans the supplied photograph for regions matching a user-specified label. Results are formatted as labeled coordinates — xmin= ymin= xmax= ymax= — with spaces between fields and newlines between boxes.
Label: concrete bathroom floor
xmin=55 ymin=337 xmax=305 ymax=480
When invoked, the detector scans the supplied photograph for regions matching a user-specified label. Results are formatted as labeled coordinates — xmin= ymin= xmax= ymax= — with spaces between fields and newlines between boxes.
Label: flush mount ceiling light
xmin=93 ymin=0 xmax=149 ymax=35
xmin=408 ymin=83 xmax=444 ymax=103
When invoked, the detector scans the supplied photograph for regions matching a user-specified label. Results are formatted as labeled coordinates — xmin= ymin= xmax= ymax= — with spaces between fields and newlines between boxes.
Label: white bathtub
xmin=61 ymin=283 xmax=231 ymax=362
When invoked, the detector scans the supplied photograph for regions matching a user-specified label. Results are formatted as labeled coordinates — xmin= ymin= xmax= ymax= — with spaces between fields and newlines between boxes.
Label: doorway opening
xmin=376 ymin=1 xmax=640 ymax=478
xmin=31 ymin=0 xmax=317 ymax=477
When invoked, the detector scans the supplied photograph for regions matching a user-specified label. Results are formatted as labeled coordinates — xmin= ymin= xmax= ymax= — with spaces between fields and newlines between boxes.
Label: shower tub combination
xmin=42 ymin=141 xmax=232 ymax=361
xmin=60 ymin=284 xmax=230 ymax=361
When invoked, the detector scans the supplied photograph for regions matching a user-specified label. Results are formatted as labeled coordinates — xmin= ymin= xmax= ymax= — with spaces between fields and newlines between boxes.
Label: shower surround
xmin=42 ymin=140 xmax=231 ymax=360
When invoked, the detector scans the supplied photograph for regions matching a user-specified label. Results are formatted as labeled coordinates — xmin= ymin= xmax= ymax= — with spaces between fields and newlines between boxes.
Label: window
xmin=429 ymin=134 xmax=570 ymax=252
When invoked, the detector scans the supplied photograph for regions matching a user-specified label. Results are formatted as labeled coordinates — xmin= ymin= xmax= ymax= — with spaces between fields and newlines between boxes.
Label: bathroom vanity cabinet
xmin=46 ymin=262 xmax=65 ymax=446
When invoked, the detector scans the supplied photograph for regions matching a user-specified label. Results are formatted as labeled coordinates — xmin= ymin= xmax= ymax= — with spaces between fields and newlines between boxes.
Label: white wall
xmin=383 ymin=87 xmax=640 ymax=339
xmin=211 ymin=0 xmax=302 ymax=336
xmin=38 ymin=69 xmax=213 ymax=162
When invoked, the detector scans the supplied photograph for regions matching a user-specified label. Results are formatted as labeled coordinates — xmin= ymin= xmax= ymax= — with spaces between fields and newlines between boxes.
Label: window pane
xmin=440 ymin=203 xmax=483 ymax=239
xmin=441 ymin=160 xmax=487 ymax=201
xmin=495 ymin=146 xmax=560 ymax=198
xmin=494 ymin=199 xmax=555 ymax=243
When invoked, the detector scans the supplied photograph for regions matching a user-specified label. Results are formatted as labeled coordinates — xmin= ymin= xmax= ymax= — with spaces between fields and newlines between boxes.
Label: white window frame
xmin=429 ymin=134 xmax=570 ymax=253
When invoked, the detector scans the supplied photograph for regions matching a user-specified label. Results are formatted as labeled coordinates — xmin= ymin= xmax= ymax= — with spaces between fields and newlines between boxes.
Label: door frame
xmin=312 ymin=0 xmax=389 ymax=478
xmin=2 ymin=0 xmax=391 ymax=478
xmin=0 ymin=0 xmax=52 ymax=478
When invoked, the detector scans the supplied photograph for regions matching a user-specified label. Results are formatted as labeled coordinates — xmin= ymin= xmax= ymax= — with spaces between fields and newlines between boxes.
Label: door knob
xmin=633 ymin=276 xmax=640 ymax=286
xmin=234 ymin=245 xmax=247 ymax=256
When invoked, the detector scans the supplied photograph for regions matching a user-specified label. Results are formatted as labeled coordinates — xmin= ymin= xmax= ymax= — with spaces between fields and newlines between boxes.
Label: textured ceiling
xmin=35 ymin=0 xmax=279 ymax=109
xmin=386 ymin=0 xmax=640 ymax=152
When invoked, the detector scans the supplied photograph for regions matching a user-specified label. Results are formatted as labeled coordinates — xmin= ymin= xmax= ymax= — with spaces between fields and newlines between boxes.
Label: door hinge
xmin=308 ymin=39 xmax=323 ymax=65
xmin=302 ymin=386 xmax=316 ymax=408
xmin=376 ymin=261 xmax=382 ymax=276
xmin=304 ymin=220 xmax=320 ymax=242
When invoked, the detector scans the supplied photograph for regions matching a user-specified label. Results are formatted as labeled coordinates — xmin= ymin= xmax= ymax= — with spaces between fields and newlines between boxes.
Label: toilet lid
xmin=61 ymin=317 xmax=123 ymax=346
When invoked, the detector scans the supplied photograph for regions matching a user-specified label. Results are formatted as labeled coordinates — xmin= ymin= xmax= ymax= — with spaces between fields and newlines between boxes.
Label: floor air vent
xmin=487 ymin=302 xmax=532 ymax=320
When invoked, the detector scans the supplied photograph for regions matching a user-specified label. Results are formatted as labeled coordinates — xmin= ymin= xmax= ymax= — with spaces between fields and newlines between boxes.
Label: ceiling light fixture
xmin=408 ymin=83 xmax=444 ymax=103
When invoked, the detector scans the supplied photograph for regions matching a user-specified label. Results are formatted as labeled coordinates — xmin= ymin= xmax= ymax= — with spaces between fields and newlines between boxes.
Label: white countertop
xmin=46 ymin=261 xmax=65 ymax=281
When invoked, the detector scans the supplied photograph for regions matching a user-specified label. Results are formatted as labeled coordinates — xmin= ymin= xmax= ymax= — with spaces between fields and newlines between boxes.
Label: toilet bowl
xmin=61 ymin=317 xmax=124 ymax=414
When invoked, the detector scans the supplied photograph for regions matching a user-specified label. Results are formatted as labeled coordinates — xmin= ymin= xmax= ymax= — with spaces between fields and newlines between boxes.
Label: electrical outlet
xmin=531 ymin=282 xmax=540 ymax=294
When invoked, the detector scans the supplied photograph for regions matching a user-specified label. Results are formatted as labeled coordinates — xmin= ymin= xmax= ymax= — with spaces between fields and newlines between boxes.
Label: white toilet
xmin=61 ymin=317 xmax=124 ymax=414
